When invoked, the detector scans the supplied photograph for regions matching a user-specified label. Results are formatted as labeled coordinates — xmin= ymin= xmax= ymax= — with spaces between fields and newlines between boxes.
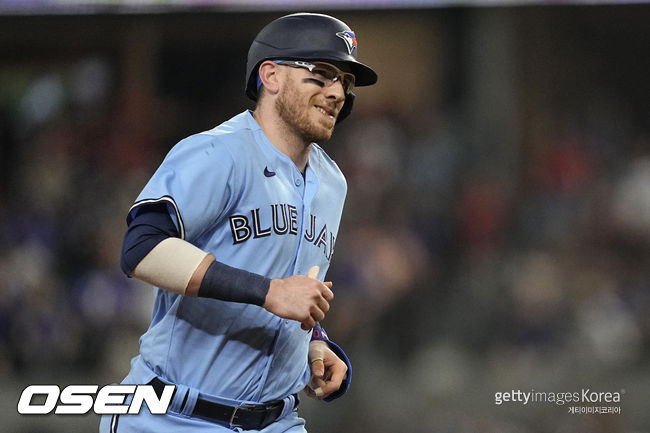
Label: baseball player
xmin=99 ymin=12 xmax=377 ymax=433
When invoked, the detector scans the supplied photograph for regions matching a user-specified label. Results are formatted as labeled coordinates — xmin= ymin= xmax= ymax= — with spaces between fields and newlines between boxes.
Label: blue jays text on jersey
xmin=229 ymin=206 xmax=336 ymax=261
xmin=113 ymin=110 xmax=348 ymax=414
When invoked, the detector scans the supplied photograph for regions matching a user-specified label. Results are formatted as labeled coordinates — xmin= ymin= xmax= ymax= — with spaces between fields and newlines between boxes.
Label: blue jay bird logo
xmin=336 ymin=31 xmax=357 ymax=55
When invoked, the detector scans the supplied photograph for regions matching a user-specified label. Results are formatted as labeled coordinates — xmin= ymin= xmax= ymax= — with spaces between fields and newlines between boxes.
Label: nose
xmin=324 ymin=80 xmax=346 ymax=102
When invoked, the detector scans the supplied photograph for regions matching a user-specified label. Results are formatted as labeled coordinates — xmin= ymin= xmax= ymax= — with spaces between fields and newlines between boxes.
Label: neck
xmin=253 ymin=107 xmax=311 ymax=173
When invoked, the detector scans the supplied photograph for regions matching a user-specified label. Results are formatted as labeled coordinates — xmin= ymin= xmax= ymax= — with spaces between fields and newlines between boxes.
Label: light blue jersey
xmin=119 ymin=110 xmax=346 ymax=410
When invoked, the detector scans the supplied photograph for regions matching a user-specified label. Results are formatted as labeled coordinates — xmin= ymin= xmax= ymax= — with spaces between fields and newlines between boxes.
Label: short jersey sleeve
xmin=128 ymin=133 xmax=236 ymax=243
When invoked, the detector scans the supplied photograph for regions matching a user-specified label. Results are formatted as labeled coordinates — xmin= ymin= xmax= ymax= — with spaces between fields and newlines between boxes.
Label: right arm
xmin=121 ymin=203 xmax=333 ymax=330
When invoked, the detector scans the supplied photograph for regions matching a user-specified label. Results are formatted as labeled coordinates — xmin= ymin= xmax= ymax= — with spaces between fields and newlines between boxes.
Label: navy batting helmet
xmin=245 ymin=13 xmax=377 ymax=122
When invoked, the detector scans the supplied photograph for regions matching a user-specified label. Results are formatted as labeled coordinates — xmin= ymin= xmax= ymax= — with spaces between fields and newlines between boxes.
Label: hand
xmin=305 ymin=340 xmax=348 ymax=400
xmin=263 ymin=266 xmax=334 ymax=330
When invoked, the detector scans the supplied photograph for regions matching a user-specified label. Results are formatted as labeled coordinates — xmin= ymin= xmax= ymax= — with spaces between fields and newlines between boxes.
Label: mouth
xmin=315 ymin=105 xmax=337 ymax=121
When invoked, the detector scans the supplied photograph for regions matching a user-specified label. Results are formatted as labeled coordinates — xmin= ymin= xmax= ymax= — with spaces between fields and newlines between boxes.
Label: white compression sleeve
xmin=131 ymin=237 xmax=210 ymax=295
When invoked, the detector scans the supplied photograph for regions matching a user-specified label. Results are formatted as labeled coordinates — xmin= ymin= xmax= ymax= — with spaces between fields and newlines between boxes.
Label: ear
xmin=257 ymin=61 xmax=281 ymax=96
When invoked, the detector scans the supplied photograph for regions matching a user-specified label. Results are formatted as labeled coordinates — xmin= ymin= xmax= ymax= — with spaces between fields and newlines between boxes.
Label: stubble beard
xmin=275 ymin=83 xmax=334 ymax=144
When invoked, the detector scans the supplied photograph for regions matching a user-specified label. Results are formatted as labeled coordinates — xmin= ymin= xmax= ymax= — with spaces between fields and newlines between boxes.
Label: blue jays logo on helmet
xmin=336 ymin=31 xmax=357 ymax=55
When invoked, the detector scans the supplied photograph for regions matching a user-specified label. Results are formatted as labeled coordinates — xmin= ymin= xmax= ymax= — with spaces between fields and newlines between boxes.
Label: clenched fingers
xmin=322 ymin=281 xmax=334 ymax=302
xmin=265 ymin=274 xmax=334 ymax=329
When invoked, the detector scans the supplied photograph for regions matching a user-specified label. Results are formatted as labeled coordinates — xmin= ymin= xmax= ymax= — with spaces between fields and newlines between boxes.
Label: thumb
xmin=306 ymin=265 xmax=320 ymax=279
xmin=311 ymin=359 xmax=325 ymax=378
xmin=309 ymin=340 xmax=327 ymax=378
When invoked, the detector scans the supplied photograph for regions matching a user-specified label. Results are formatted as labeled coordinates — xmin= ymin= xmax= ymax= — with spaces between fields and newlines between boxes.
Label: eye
xmin=342 ymin=77 xmax=355 ymax=93
xmin=312 ymin=68 xmax=338 ymax=81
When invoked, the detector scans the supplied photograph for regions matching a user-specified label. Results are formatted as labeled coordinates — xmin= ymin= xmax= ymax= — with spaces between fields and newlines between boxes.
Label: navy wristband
xmin=198 ymin=260 xmax=271 ymax=306
xmin=311 ymin=327 xmax=352 ymax=402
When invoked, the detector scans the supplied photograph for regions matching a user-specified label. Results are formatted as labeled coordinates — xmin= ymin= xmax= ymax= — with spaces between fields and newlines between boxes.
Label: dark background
xmin=1 ymin=4 xmax=649 ymax=432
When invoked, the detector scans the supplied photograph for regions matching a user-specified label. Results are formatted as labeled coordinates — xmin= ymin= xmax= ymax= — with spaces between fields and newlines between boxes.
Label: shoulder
xmin=200 ymin=111 xmax=255 ymax=142
xmin=168 ymin=111 xmax=257 ymax=163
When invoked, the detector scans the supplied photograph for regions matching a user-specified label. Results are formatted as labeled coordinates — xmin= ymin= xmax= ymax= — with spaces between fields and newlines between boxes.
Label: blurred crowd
xmin=320 ymin=101 xmax=650 ymax=433
xmin=1 ymin=17 xmax=649 ymax=433
xmin=0 ymin=56 xmax=160 ymax=380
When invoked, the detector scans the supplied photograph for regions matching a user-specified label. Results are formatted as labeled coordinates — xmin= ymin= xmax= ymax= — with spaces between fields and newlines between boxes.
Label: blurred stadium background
xmin=0 ymin=1 xmax=649 ymax=432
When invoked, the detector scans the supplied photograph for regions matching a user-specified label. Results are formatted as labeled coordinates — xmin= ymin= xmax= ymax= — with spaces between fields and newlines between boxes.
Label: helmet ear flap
xmin=336 ymin=92 xmax=355 ymax=123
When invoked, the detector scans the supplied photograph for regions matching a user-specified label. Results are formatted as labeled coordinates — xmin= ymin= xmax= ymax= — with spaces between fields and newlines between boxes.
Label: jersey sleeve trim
xmin=128 ymin=195 xmax=186 ymax=240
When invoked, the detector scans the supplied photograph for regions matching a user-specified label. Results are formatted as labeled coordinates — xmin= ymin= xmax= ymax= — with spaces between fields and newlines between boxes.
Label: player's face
xmin=275 ymin=62 xmax=348 ymax=144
